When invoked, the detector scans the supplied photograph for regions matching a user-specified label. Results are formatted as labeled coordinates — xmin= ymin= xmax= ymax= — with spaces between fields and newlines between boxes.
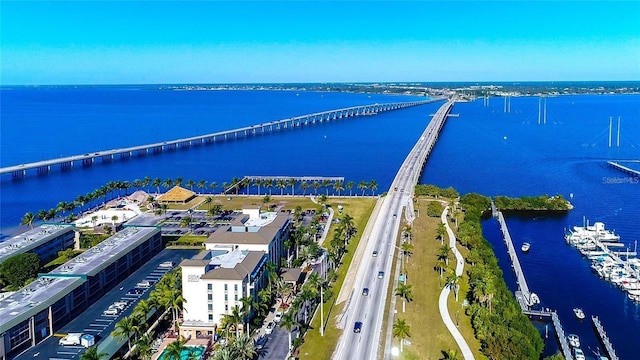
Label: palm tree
xmin=311 ymin=181 xmax=321 ymax=195
xmin=134 ymin=333 xmax=155 ymax=360
xmin=253 ymin=178 xmax=264 ymax=196
xmin=142 ymin=176 xmax=151 ymax=192
xmin=358 ymin=180 xmax=368 ymax=196
xmin=186 ymin=179 xmax=195 ymax=191
xmin=223 ymin=306 xmax=243 ymax=337
xmin=441 ymin=349 xmax=461 ymax=360
xmin=263 ymin=178 xmax=273 ymax=195
xmin=300 ymin=181 xmax=308 ymax=195
xmin=239 ymin=296 xmax=254 ymax=334
xmin=163 ymin=178 xmax=173 ymax=191
xmin=344 ymin=180 xmax=353 ymax=196
xmin=80 ymin=346 xmax=108 ymax=360
xmin=400 ymin=242 xmax=414 ymax=265
xmin=435 ymin=259 xmax=448 ymax=283
xmin=174 ymin=177 xmax=184 ymax=187
xmin=186 ymin=346 xmax=201 ymax=360
xmin=209 ymin=181 xmax=218 ymax=194
xmin=368 ymin=180 xmax=378 ymax=195
xmin=231 ymin=333 xmax=257 ymax=360
xmin=152 ymin=178 xmax=162 ymax=194
xmin=203 ymin=196 xmax=213 ymax=210
xmin=21 ymin=212 xmax=36 ymax=229
xmin=438 ymin=244 xmax=452 ymax=266
xmin=287 ymin=178 xmax=298 ymax=195
xmin=164 ymin=337 xmax=187 ymax=360
xmin=112 ymin=316 xmax=136 ymax=353
xmin=392 ymin=318 xmax=411 ymax=353
xmin=321 ymin=179 xmax=331 ymax=196
xmin=279 ymin=312 xmax=298 ymax=353
xmin=395 ymin=283 xmax=414 ymax=313
xmin=437 ymin=222 xmax=446 ymax=244
xmin=333 ymin=181 xmax=344 ymax=196
xmin=214 ymin=347 xmax=234 ymax=360
xmin=197 ymin=180 xmax=207 ymax=193
xmin=276 ymin=179 xmax=286 ymax=196
xmin=446 ymin=272 xmax=463 ymax=302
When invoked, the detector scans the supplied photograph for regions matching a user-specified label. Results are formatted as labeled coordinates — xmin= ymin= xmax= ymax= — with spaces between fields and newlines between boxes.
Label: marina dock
xmin=551 ymin=312 xmax=574 ymax=360
xmin=491 ymin=201 xmax=538 ymax=309
xmin=592 ymin=316 xmax=619 ymax=360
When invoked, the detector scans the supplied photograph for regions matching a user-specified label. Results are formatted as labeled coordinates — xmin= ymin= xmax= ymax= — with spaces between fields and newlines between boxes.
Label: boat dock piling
xmin=491 ymin=200 xmax=537 ymax=309
xmin=551 ymin=312 xmax=574 ymax=360
xmin=592 ymin=316 xmax=619 ymax=360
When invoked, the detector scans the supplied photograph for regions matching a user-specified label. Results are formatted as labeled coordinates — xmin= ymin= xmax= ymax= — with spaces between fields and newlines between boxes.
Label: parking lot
xmin=18 ymin=249 xmax=198 ymax=360
xmin=159 ymin=210 xmax=240 ymax=236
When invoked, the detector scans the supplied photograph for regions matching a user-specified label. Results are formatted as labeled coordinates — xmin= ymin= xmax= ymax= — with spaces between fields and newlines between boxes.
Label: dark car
xmin=362 ymin=288 xmax=369 ymax=296
xmin=378 ymin=271 xmax=384 ymax=279
xmin=353 ymin=321 xmax=362 ymax=333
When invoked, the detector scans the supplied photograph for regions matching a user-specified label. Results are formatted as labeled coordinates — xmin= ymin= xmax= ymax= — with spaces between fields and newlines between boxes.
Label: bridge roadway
xmin=1 ymin=99 xmax=439 ymax=178
xmin=333 ymin=99 xmax=454 ymax=360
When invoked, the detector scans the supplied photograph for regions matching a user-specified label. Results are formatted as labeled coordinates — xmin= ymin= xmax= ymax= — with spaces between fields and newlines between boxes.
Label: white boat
xmin=529 ymin=293 xmax=540 ymax=305
xmin=521 ymin=242 xmax=531 ymax=253
xmin=573 ymin=307 xmax=585 ymax=319
xmin=573 ymin=347 xmax=586 ymax=360
xmin=567 ymin=333 xmax=581 ymax=348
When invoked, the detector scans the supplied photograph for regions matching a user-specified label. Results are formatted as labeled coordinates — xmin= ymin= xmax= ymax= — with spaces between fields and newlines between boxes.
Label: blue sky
xmin=2 ymin=1 xmax=639 ymax=84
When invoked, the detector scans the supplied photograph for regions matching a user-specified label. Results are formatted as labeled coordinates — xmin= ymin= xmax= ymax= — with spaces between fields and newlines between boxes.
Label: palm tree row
xmin=249 ymin=178 xmax=378 ymax=197
xmin=108 ymin=268 xmax=183 ymax=359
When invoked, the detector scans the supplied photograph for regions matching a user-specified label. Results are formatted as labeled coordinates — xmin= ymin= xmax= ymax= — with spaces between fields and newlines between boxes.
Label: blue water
xmin=422 ymin=95 xmax=640 ymax=358
xmin=1 ymin=88 xmax=639 ymax=358
xmin=0 ymin=87 xmax=432 ymax=234
xmin=158 ymin=345 xmax=204 ymax=360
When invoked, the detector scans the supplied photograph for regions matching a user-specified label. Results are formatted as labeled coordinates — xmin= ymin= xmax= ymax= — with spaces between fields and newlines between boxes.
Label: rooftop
xmin=196 ymin=248 xmax=266 ymax=281
xmin=49 ymin=226 xmax=160 ymax=277
xmin=0 ymin=224 xmax=75 ymax=264
xmin=157 ymin=186 xmax=196 ymax=202
xmin=0 ymin=276 xmax=85 ymax=333
xmin=205 ymin=212 xmax=289 ymax=246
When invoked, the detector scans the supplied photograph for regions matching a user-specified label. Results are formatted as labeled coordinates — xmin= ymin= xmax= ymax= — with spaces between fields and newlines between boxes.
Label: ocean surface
xmin=1 ymin=87 xmax=639 ymax=358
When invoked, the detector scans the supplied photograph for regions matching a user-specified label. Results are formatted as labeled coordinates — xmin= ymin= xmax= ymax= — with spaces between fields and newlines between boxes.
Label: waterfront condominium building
xmin=0 ymin=226 xmax=162 ymax=360
xmin=179 ymin=206 xmax=291 ymax=338
xmin=0 ymin=224 xmax=76 ymax=266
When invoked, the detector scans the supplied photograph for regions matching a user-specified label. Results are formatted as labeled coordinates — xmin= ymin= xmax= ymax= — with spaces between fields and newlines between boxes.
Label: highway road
xmin=333 ymin=99 xmax=454 ymax=360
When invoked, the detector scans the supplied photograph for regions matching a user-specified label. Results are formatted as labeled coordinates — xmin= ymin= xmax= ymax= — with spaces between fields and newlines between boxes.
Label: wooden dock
xmin=491 ymin=201 xmax=537 ymax=309
xmin=551 ymin=312 xmax=574 ymax=360
xmin=592 ymin=315 xmax=619 ymax=360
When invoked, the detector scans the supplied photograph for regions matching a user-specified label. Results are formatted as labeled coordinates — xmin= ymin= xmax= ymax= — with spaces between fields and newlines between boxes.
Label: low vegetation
xmin=494 ymin=194 xmax=571 ymax=211
xmin=459 ymin=193 xmax=544 ymax=359
xmin=0 ymin=253 xmax=40 ymax=290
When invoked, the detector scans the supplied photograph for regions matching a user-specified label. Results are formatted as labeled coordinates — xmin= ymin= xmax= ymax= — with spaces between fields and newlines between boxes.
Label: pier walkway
xmin=551 ymin=312 xmax=574 ymax=360
xmin=607 ymin=160 xmax=640 ymax=176
xmin=592 ymin=316 xmax=619 ymax=360
xmin=2 ymin=99 xmax=439 ymax=179
xmin=491 ymin=201 xmax=537 ymax=309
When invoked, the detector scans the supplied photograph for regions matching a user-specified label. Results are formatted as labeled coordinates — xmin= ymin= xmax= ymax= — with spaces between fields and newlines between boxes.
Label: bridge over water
xmin=2 ymin=99 xmax=440 ymax=179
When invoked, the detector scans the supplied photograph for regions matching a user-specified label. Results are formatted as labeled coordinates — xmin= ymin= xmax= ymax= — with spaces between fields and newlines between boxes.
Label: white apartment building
xmin=180 ymin=207 xmax=291 ymax=338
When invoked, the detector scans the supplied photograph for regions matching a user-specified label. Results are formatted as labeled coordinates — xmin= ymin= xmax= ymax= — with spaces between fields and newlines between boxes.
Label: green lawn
xmin=296 ymin=197 xmax=376 ymax=360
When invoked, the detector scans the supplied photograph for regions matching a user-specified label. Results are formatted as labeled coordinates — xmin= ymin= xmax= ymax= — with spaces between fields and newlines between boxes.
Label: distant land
xmin=162 ymin=81 xmax=640 ymax=98
xmin=4 ymin=81 xmax=639 ymax=99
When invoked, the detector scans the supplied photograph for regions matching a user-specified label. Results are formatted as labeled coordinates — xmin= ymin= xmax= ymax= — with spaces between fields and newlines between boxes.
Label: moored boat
xmin=521 ymin=242 xmax=531 ymax=253
xmin=567 ymin=333 xmax=580 ymax=348
xmin=573 ymin=307 xmax=585 ymax=319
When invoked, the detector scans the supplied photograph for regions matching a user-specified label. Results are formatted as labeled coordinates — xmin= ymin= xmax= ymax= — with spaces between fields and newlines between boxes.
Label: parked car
xmin=59 ymin=333 xmax=82 ymax=346
xmin=159 ymin=261 xmax=174 ymax=269
xmin=103 ymin=308 xmax=119 ymax=316
xmin=265 ymin=321 xmax=275 ymax=335
xmin=274 ymin=311 xmax=283 ymax=323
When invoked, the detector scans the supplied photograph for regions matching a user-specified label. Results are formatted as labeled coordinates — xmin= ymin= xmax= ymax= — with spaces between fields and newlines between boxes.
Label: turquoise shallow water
xmin=158 ymin=345 xmax=204 ymax=360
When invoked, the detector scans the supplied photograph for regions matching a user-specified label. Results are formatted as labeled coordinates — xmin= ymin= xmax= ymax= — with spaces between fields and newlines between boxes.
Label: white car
xmin=59 ymin=333 xmax=82 ymax=346
xmin=273 ymin=311 xmax=283 ymax=323
xmin=103 ymin=308 xmax=120 ymax=316
xmin=159 ymin=261 xmax=174 ymax=269
xmin=265 ymin=321 xmax=275 ymax=335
